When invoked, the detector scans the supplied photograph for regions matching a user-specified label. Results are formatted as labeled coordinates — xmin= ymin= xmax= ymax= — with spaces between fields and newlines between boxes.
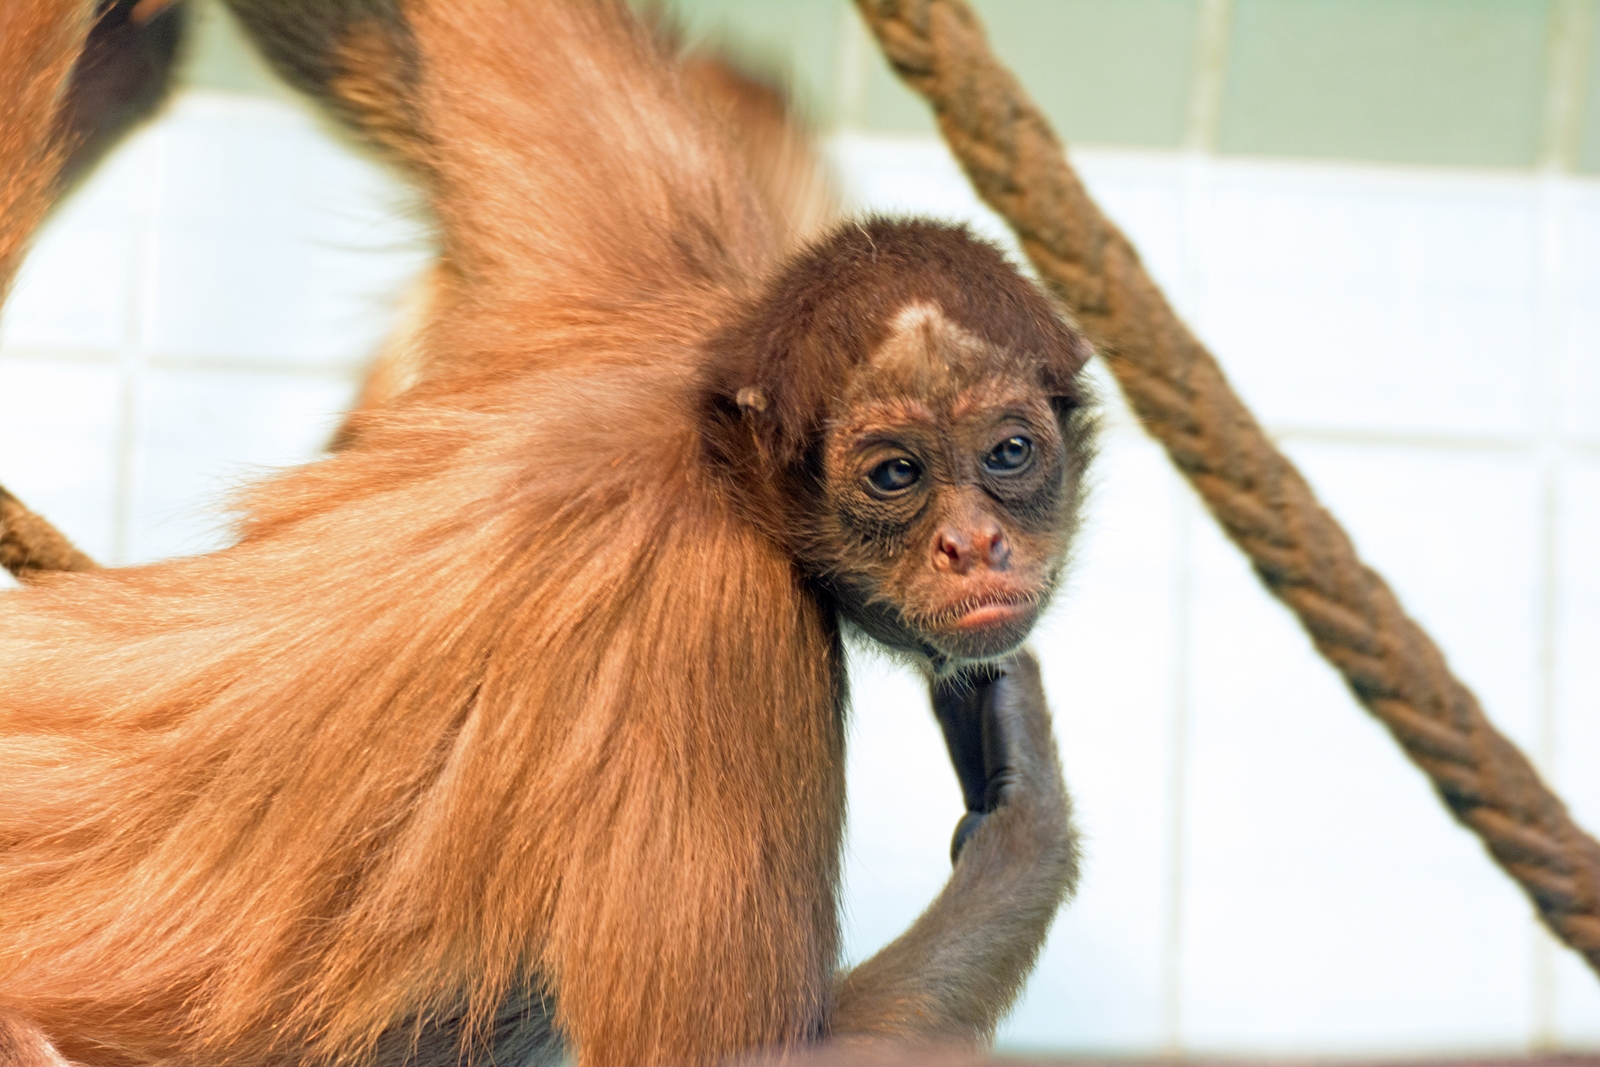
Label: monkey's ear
xmin=701 ymin=320 xmax=834 ymax=472
xmin=222 ymin=0 xmax=424 ymax=168
xmin=734 ymin=386 xmax=768 ymax=414
xmin=700 ymin=365 xmax=813 ymax=480
xmin=1037 ymin=315 xmax=1096 ymax=409
xmin=710 ymin=367 xmax=827 ymax=473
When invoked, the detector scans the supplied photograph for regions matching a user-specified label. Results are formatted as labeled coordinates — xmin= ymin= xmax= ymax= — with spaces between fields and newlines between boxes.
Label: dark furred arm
xmin=53 ymin=0 xmax=188 ymax=195
xmin=829 ymin=651 xmax=1079 ymax=1048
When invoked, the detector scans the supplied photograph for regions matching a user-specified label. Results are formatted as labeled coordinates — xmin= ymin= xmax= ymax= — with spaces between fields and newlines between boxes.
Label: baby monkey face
xmin=820 ymin=304 xmax=1079 ymax=665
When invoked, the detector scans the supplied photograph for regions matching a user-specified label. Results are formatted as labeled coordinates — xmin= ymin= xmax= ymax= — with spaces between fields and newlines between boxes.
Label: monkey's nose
xmin=985 ymin=527 xmax=1011 ymax=567
xmin=933 ymin=529 xmax=973 ymax=573
xmin=933 ymin=524 xmax=1009 ymax=574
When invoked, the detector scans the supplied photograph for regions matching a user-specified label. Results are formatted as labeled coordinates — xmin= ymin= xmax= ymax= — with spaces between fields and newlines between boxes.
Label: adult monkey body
xmin=0 ymin=2 xmax=1093 ymax=1065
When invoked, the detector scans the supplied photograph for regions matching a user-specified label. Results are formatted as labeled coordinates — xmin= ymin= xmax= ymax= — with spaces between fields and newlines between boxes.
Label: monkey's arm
xmin=54 ymin=0 xmax=188 ymax=194
xmin=828 ymin=651 xmax=1078 ymax=1048
xmin=0 ymin=0 xmax=96 ymax=301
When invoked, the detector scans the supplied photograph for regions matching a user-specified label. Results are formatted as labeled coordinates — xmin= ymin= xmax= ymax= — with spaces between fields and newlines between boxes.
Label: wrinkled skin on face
xmin=701 ymin=219 xmax=1095 ymax=673
xmin=816 ymin=302 xmax=1087 ymax=669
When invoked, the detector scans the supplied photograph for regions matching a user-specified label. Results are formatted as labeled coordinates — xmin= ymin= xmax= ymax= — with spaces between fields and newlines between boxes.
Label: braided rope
xmin=0 ymin=484 xmax=96 ymax=581
xmin=854 ymin=0 xmax=1600 ymax=974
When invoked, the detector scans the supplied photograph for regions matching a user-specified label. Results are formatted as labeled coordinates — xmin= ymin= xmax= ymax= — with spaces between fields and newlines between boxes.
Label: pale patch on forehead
xmin=855 ymin=300 xmax=997 ymax=403
xmin=887 ymin=300 xmax=950 ymax=336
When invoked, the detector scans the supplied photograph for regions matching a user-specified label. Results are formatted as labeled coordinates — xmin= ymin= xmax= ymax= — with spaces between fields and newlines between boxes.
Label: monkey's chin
xmin=927 ymin=603 xmax=1038 ymax=664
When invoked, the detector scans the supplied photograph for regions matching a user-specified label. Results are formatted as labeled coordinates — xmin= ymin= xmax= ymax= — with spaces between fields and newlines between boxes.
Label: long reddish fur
xmin=0 ymin=0 xmax=95 ymax=301
xmin=0 ymin=4 xmax=849 ymax=1065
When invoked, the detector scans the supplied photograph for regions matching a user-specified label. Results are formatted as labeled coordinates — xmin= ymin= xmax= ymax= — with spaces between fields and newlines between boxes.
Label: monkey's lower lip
xmin=952 ymin=601 xmax=1031 ymax=630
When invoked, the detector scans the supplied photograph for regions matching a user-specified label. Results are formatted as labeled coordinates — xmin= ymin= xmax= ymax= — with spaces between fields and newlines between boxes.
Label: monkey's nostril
xmin=934 ymin=529 xmax=973 ymax=573
xmin=987 ymin=530 xmax=1010 ymax=567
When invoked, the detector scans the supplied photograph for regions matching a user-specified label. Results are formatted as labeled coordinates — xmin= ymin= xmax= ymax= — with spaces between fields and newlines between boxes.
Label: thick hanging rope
xmin=0 ymin=485 xmax=96 ymax=580
xmin=853 ymin=0 xmax=1600 ymax=976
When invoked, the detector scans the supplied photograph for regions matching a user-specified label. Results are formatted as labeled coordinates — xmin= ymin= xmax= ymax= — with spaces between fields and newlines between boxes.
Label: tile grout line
xmin=1527 ymin=155 xmax=1576 ymax=1047
xmin=833 ymin=1 xmax=869 ymax=133
xmin=110 ymin=136 xmax=166 ymax=564
xmin=1159 ymin=134 xmax=1217 ymax=1056
xmin=1538 ymin=0 xmax=1596 ymax=173
xmin=1161 ymin=487 xmax=1195 ymax=1056
xmin=1266 ymin=426 xmax=1544 ymax=453
xmin=1183 ymin=0 xmax=1234 ymax=155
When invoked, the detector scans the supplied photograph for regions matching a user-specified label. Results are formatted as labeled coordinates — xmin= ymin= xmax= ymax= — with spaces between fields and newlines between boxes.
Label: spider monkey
xmin=0 ymin=2 xmax=1094 ymax=1065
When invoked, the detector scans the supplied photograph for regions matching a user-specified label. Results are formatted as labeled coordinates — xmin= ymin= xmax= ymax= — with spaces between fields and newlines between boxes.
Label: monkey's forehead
xmin=825 ymin=390 xmax=1055 ymax=451
xmin=843 ymin=300 xmax=1041 ymax=409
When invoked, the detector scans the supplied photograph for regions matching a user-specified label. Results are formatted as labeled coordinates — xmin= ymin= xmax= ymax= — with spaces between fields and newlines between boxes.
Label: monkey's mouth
xmin=921 ymin=590 xmax=1040 ymax=659
xmin=950 ymin=598 xmax=1032 ymax=631
xmin=929 ymin=589 xmax=1037 ymax=629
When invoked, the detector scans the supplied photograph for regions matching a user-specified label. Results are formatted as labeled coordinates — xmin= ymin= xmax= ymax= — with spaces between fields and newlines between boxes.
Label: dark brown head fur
xmin=703 ymin=218 xmax=1094 ymax=669
xmin=704 ymin=218 xmax=1091 ymax=464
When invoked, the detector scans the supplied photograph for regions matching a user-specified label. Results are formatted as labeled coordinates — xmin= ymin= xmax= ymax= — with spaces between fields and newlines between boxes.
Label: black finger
xmin=931 ymin=663 xmax=1004 ymax=813
xmin=950 ymin=810 xmax=986 ymax=864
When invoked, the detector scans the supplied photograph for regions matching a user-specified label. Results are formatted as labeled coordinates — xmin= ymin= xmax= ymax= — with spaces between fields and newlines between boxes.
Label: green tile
xmin=179 ymin=0 xmax=294 ymax=99
xmin=1220 ymin=0 xmax=1552 ymax=168
xmin=1580 ymin=4 xmax=1600 ymax=173
xmin=665 ymin=0 xmax=848 ymax=123
xmin=974 ymin=0 xmax=1200 ymax=147
xmin=860 ymin=0 xmax=1201 ymax=145
xmin=185 ymin=0 xmax=847 ymax=118
xmin=861 ymin=36 xmax=941 ymax=134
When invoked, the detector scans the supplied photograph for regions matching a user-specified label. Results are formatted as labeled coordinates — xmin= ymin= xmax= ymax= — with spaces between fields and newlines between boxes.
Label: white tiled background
xmin=3 ymin=6 xmax=1600 ymax=1062
xmin=835 ymin=142 xmax=1600 ymax=1057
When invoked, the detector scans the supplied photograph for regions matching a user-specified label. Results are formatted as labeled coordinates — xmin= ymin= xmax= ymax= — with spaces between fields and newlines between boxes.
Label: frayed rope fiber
xmin=0 ymin=485 xmax=96 ymax=581
xmin=853 ymin=0 xmax=1600 ymax=976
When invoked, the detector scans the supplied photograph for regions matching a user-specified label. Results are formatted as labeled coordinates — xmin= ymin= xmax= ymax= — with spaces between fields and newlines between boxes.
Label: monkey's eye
xmin=866 ymin=457 xmax=922 ymax=495
xmin=984 ymin=436 xmax=1034 ymax=473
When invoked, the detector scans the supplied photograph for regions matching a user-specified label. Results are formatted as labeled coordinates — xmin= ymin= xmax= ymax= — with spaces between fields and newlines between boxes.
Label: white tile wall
xmin=1565 ymin=191 xmax=1600 ymax=443
xmin=2 ymin=134 xmax=152 ymax=353
xmin=1185 ymin=579 xmax=1533 ymax=1053
xmin=1284 ymin=443 xmax=1544 ymax=753
xmin=0 ymin=92 xmax=429 ymax=564
xmin=147 ymin=96 xmax=427 ymax=366
xmin=840 ymin=646 xmax=969 ymax=960
xmin=1199 ymin=163 xmax=1542 ymax=441
xmin=130 ymin=367 xmax=359 ymax=560
xmin=828 ymin=133 xmax=1017 ymax=250
xmin=0 ymin=358 xmax=122 ymax=560
xmin=1177 ymin=450 xmax=1539 ymax=1055
xmin=3 ymin=91 xmax=1599 ymax=1058
xmin=1555 ymin=458 xmax=1600 ymax=1046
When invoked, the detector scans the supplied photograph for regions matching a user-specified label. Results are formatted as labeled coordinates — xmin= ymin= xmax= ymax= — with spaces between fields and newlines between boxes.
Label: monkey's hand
xmin=828 ymin=650 xmax=1078 ymax=1048
xmin=932 ymin=657 xmax=1024 ymax=863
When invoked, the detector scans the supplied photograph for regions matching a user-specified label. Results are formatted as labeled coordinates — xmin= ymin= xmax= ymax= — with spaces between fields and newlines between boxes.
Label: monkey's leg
xmin=828 ymin=650 xmax=1078 ymax=1048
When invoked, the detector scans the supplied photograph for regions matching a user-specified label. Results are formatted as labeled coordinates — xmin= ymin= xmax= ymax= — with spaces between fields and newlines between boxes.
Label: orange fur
xmin=0 ymin=0 xmax=96 ymax=302
xmin=0 ymin=4 xmax=1083 ymax=1065
xmin=2 ymin=5 xmax=837 ymax=1065
xmin=334 ymin=41 xmax=836 ymax=444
